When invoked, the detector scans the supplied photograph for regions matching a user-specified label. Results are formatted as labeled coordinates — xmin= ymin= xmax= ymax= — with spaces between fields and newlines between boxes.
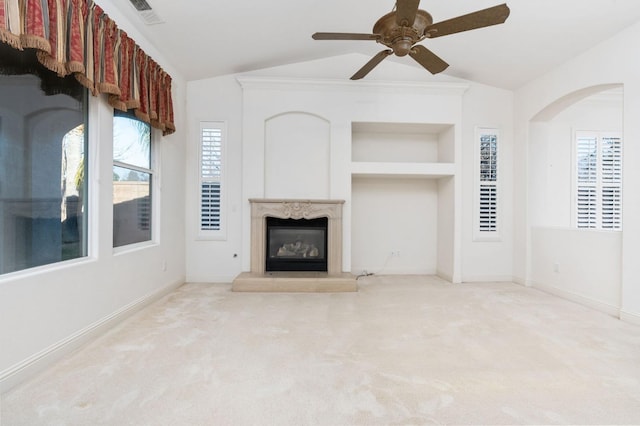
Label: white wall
xmin=185 ymin=75 xmax=244 ymax=283
xmin=461 ymin=83 xmax=514 ymax=282
xmin=530 ymin=227 xmax=621 ymax=315
xmin=514 ymin=21 xmax=640 ymax=323
xmin=351 ymin=177 xmax=438 ymax=275
xmin=265 ymin=113 xmax=330 ymax=199
xmin=185 ymin=55 xmax=514 ymax=284
xmin=0 ymin=1 xmax=188 ymax=392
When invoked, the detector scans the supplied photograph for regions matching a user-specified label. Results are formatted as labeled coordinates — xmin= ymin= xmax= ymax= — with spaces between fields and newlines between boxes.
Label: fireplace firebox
xmin=265 ymin=217 xmax=328 ymax=272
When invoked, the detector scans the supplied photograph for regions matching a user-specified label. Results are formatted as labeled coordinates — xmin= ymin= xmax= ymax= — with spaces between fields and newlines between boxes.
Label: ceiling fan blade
xmin=409 ymin=45 xmax=449 ymax=74
xmin=312 ymin=32 xmax=380 ymax=41
xmin=395 ymin=0 xmax=420 ymax=27
xmin=425 ymin=3 xmax=510 ymax=38
xmin=351 ymin=49 xmax=393 ymax=80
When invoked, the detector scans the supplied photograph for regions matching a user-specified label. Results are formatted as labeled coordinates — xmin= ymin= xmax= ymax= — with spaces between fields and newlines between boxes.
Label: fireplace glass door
xmin=265 ymin=217 xmax=328 ymax=271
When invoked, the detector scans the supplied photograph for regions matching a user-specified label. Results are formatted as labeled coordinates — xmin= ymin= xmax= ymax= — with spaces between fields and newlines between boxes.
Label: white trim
xmin=0 ymin=279 xmax=184 ymax=394
xmin=197 ymin=121 xmax=227 ymax=240
xmin=112 ymin=113 xmax=155 ymax=248
xmin=513 ymin=276 xmax=528 ymax=287
xmin=461 ymin=275 xmax=515 ymax=283
xmin=113 ymin=240 xmax=158 ymax=256
xmin=0 ymin=257 xmax=97 ymax=283
xmin=620 ymin=310 xmax=640 ymax=326
xmin=572 ymin=129 xmax=623 ymax=230
xmin=436 ymin=269 xmax=454 ymax=283
xmin=152 ymin=126 xmax=162 ymax=245
xmin=530 ymin=280 xmax=620 ymax=318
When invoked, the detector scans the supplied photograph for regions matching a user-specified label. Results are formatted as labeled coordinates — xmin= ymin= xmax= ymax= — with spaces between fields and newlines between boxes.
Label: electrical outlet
xmin=391 ymin=251 xmax=400 ymax=257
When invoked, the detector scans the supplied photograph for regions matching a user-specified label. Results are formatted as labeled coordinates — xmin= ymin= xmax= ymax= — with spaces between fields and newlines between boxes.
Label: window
xmin=199 ymin=121 xmax=225 ymax=239
xmin=0 ymin=47 xmax=88 ymax=275
xmin=575 ymin=130 xmax=622 ymax=230
xmin=474 ymin=128 xmax=500 ymax=241
xmin=113 ymin=111 xmax=153 ymax=247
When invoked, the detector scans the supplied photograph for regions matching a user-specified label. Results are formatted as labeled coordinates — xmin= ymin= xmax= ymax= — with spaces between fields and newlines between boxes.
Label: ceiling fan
xmin=312 ymin=0 xmax=510 ymax=80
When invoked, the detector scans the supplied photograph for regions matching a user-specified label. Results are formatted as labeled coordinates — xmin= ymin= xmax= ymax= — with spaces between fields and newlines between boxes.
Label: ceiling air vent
xmin=128 ymin=0 xmax=165 ymax=25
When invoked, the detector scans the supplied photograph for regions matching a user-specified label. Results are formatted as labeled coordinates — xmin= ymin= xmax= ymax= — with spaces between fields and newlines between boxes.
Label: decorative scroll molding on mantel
xmin=249 ymin=199 xmax=345 ymax=275
xmin=250 ymin=199 xmax=344 ymax=220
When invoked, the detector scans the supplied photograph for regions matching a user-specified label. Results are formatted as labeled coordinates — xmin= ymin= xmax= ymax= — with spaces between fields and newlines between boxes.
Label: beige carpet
xmin=3 ymin=275 xmax=640 ymax=425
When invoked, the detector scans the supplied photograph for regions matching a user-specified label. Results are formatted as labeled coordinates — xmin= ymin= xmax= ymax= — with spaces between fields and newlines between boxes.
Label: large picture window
xmin=574 ymin=130 xmax=622 ymax=230
xmin=113 ymin=111 xmax=153 ymax=247
xmin=0 ymin=46 xmax=88 ymax=274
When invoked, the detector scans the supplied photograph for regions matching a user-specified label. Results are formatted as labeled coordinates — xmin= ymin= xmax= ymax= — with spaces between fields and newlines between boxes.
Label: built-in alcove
xmin=350 ymin=121 xmax=457 ymax=280
xmin=351 ymin=122 xmax=455 ymax=178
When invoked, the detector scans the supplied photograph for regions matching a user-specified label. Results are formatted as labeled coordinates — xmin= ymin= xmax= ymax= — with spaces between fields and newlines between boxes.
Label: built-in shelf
xmin=352 ymin=121 xmax=455 ymax=166
xmin=351 ymin=162 xmax=455 ymax=179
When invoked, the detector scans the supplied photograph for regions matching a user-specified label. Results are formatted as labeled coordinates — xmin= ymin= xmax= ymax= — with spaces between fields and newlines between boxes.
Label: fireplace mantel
xmin=232 ymin=199 xmax=356 ymax=292
xmin=248 ymin=199 xmax=344 ymax=275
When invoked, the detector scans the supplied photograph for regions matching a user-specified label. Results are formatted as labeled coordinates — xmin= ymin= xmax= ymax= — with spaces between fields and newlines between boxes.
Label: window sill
xmin=113 ymin=240 xmax=158 ymax=256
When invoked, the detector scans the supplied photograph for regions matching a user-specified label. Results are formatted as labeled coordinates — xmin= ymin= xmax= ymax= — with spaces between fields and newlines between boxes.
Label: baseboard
xmin=512 ymin=275 xmax=528 ymax=286
xmin=461 ymin=275 xmax=515 ymax=283
xmin=436 ymin=270 xmax=453 ymax=283
xmin=355 ymin=267 xmax=437 ymax=276
xmin=187 ymin=275 xmax=237 ymax=284
xmin=0 ymin=279 xmax=184 ymax=394
xmin=530 ymin=281 xmax=620 ymax=318
xmin=620 ymin=310 xmax=640 ymax=326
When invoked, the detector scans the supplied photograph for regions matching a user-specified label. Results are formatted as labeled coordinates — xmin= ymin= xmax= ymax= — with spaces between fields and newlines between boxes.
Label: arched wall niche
xmin=264 ymin=111 xmax=331 ymax=199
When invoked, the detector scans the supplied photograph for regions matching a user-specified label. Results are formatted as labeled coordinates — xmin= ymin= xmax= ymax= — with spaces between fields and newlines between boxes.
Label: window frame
xmin=112 ymin=111 xmax=157 ymax=250
xmin=0 ymin=72 xmax=91 ymax=278
xmin=473 ymin=127 xmax=501 ymax=242
xmin=197 ymin=121 xmax=227 ymax=240
xmin=572 ymin=129 xmax=622 ymax=231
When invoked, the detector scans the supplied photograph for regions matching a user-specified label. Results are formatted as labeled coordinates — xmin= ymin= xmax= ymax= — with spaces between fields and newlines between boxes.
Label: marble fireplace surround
xmin=232 ymin=199 xmax=357 ymax=292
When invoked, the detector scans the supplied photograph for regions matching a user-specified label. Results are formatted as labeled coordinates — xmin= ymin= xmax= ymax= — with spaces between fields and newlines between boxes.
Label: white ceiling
xmin=113 ymin=0 xmax=640 ymax=90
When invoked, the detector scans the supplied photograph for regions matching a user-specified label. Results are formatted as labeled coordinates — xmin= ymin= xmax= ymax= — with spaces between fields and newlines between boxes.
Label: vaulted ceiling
xmin=111 ymin=0 xmax=640 ymax=90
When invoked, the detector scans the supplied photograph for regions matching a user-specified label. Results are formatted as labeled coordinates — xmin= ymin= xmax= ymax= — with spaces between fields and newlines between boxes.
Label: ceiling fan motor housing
xmin=373 ymin=10 xmax=433 ymax=56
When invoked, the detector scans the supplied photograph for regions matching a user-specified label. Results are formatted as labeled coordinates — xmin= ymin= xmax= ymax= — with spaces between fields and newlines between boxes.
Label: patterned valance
xmin=0 ymin=0 xmax=175 ymax=135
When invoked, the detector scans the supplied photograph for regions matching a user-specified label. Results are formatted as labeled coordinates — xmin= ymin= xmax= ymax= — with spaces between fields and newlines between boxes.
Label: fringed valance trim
xmin=0 ymin=0 xmax=175 ymax=135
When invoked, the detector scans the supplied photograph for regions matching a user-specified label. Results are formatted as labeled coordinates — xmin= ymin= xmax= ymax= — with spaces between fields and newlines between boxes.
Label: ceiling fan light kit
xmin=312 ymin=1 xmax=510 ymax=80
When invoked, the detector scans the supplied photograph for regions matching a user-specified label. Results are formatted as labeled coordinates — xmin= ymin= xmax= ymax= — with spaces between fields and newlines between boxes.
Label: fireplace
xmin=231 ymin=199 xmax=356 ymax=292
xmin=265 ymin=217 xmax=328 ymax=272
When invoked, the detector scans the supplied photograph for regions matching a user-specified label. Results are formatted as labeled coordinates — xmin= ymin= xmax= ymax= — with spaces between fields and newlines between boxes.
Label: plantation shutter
xmin=479 ymin=185 xmax=497 ymax=231
xmin=601 ymin=135 xmax=622 ymax=229
xmin=200 ymin=125 xmax=223 ymax=231
xmin=478 ymin=132 xmax=498 ymax=233
xmin=575 ymin=131 xmax=622 ymax=230
xmin=576 ymin=134 xmax=598 ymax=228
